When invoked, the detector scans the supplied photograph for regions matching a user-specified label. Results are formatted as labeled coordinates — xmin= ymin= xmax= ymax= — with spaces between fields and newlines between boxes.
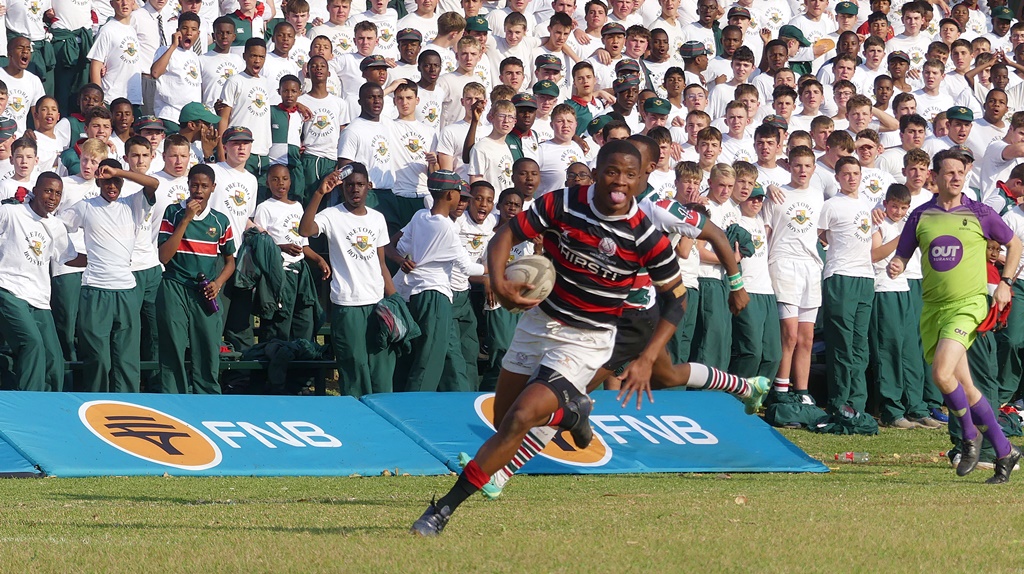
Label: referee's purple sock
xmin=969 ymin=398 xmax=1013 ymax=458
xmin=943 ymin=386 xmax=977 ymax=441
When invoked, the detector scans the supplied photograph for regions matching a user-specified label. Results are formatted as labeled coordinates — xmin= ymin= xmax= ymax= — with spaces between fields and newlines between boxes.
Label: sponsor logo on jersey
xmin=928 ymin=235 xmax=964 ymax=272
xmin=79 ymin=401 xmax=223 ymax=471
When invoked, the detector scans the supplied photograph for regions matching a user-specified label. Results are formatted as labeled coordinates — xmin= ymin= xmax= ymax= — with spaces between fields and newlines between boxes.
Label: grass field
xmin=3 ymin=427 xmax=1023 ymax=573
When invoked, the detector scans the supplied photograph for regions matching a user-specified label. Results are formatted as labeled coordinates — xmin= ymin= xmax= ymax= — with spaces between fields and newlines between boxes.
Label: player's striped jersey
xmin=158 ymin=202 xmax=236 ymax=288
xmin=510 ymin=184 xmax=680 ymax=330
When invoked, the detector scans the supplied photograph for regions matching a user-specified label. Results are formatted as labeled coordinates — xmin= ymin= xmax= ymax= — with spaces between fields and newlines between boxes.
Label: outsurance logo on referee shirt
xmin=79 ymin=401 xmax=223 ymax=471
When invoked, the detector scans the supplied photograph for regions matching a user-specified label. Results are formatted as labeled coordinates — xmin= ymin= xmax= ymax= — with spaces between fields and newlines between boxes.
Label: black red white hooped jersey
xmin=509 ymin=184 xmax=680 ymax=330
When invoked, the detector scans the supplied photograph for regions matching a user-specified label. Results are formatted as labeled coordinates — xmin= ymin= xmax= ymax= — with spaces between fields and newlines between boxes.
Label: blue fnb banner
xmin=363 ymin=391 xmax=828 ymax=474
xmin=0 ymin=393 xmax=448 ymax=477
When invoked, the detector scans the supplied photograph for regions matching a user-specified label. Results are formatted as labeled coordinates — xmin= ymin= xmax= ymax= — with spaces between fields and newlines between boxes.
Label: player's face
xmin=244 ymin=46 xmax=267 ymax=74
xmin=80 ymin=154 xmax=102 ymax=180
xmin=343 ymin=172 xmax=370 ymax=208
xmin=393 ymin=89 xmax=418 ymax=116
xmin=279 ymin=80 xmax=301 ymax=108
xmin=419 ymin=55 xmax=442 ymax=84
xmin=268 ymin=167 xmax=291 ymax=200
xmin=855 ymin=139 xmax=879 ymax=164
xmin=755 ymin=136 xmax=778 ymax=162
xmin=13 ymin=148 xmax=36 ymax=176
xmin=835 ymin=164 xmax=861 ymax=194
xmin=903 ymin=163 xmax=928 ymax=189
xmin=88 ymin=118 xmax=113 ymax=141
xmin=512 ymin=161 xmax=540 ymax=197
xmin=33 ymin=99 xmax=59 ymax=130
xmin=225 ymin=139 xmax=252 ymax=166
xmin=883 ymin=200 xmax=909 ymax=222
xmin=214 ymin=23 xmax=237 ymax=50
xmin=708 ymin=175 xmax=734 ymax=203
xmin=469 ymin=188 xmax=494 ymax=223
xmin=188 ymin=173 xmax=214 ymax=202
xmin=125 ymin=145 xmax=152 ymax=174
xmin=98 ymin=173 xmax=124 ymax=203
xmin=31 ymin=177 xmax=62 ymax=214
xmin=179 ymin=20 xmax=200 ymax=49
xmin=593 ymin=152 xmax=641 ymax=215
xmin=498 ymin=194 xmax=522 ymax=221
xmin=934 ymin=158 xmax=966 ymax=195
xmin=163 ymin=144 xmax=190 ymax=177
xmin=273 ymin=25 xmax=296 ymax=54
xmin=985 ymin=92 xmax=1008 ymax=121
xmin=359 ymin=86 xmax=385 ymax=118
xmin=552 ymin=113 xmax=577 ymax=141
xmin=399 ymin=40 xmax=421 ymax=64
xmin=790 ymin=155 xmax=815 ymax=186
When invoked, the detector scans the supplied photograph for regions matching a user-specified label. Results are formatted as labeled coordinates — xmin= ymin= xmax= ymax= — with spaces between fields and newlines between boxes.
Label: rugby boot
xmin=986 ymin=445 xmax=1023 ymax=485
xmin=410 ymin=499 xmax=452 ymax=537
xmin=564 ymin=394 xmax=595 ymax=449
xmin=957 ymin=437 xmax=981 ymax=476
xmin=742 ymin=377 xmax=771 ymax=415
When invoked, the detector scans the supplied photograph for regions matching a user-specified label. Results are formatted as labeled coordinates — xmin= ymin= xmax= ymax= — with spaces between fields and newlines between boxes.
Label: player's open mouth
xmin=610 ymin=191 xmax=627 ymax=204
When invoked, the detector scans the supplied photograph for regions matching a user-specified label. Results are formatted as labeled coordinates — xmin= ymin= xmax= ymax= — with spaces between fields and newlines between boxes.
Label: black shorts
xmin=604 ymin=306 xmax=660 ymax=372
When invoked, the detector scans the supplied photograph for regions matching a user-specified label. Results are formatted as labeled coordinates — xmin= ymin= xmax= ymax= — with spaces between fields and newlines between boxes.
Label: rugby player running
xmin=889 ymin=149 xmax=1023 ymax=484
xmin=458 ymin=135 xmax=769 ymax=501
xmin=411 ymin=140 xmax=692 ymax=536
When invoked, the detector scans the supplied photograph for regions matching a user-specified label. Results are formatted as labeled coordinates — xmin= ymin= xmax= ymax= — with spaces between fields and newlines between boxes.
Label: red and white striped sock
xmin=773 ymin=378 xmax=790 ymax=393
xmin=492 ymin=426 xmax=556 ymax=489
xmin=685 ymin=363 xmax=751 ymax=396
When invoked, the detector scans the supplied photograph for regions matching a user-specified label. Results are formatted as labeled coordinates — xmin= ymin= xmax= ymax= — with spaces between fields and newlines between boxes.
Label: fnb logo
xmin=473 ymin=394 xmax=718 ymax=468
xmin=79 ymin=401 xmax=222 ymax=471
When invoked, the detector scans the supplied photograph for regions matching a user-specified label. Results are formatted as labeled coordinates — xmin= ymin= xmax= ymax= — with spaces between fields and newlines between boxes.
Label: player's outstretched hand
xmin=616 ymin=356 xmax=655 ymax=410
xmin=319 ymin=171 xmax=340 ymax=196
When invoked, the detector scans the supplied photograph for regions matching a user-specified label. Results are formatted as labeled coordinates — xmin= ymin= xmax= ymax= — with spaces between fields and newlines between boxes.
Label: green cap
xmin=466 ymin=15 xmax=489 ymax=32
xmin=749 ymin=183 xmax=765 ymax=200
xmin=836 ymin=1 xmax=858 ymax=15
xmin=512 ymin=92 xmax=538 ymax=108
xmin=535 ymin=53 xmax=563 ymax=71
xmin=601 ymin=22 xmax=626 ymax=36
xmin=679 ymin=40 xmax=708 ymax=58
xmin=993 ymin=6 xmax=1015 ymax=20
xmin=779 ymin=25 xmax=811 ymax=47
xmin=221 ymin=126 xmax=254 ymax=143
xmin=613 ymin=73 xmax=641 ymax=93
xmin=427 ymin=169 xmax=463 ymax=191
xmin=0 ymin=118 xmax=17 ymax=142
xmin=532 ymin=79 xmax=560 ymax=97
xmin=643 ymin=97 xmax=671 ymax=115
xmin=179 ymin=102 xmax=220 ymax=125
xmin=359 ymin=54 xmax=389 ymax=71
xmin=587 ymin=114 xmax=613 ymax=136
xmin=947 ymin=105 xmax=973 ymax=122
xmin=133 ymin=115 xmax=165 ymax=132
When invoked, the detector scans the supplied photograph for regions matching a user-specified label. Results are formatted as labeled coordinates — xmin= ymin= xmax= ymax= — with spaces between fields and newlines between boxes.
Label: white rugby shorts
xmin=501 ymin=307 xmax=615 ymax=393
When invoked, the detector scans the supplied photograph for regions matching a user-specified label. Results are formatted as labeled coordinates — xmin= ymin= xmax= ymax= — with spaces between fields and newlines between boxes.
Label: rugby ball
xmin=503 ymin=255 xmax=555 ymax=313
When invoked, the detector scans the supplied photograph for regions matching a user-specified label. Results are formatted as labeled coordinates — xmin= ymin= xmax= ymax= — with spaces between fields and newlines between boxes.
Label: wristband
xmin=728 ymin=272 xmax=744 ymax=292
xmin=1002 ymin=277 xmax=1015 ymax=287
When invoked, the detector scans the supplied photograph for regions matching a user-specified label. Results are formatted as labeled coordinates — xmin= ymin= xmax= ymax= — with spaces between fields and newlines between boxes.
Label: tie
xmin=157 ymin=14 xmax=167 ymax=47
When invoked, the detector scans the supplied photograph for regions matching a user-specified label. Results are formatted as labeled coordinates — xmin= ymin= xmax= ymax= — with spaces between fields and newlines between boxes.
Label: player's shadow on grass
xmin=70 ymin=521 xmax=404 ymax=535
xmin=53 ymin=493 xmax=396 ymax=507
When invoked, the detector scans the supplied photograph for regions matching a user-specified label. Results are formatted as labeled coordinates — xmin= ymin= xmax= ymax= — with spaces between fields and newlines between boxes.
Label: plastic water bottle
xmin=834 ymin=452 xmax=869 ymax=463
xmin=196 ymin=273 xmax=220 ymax=314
